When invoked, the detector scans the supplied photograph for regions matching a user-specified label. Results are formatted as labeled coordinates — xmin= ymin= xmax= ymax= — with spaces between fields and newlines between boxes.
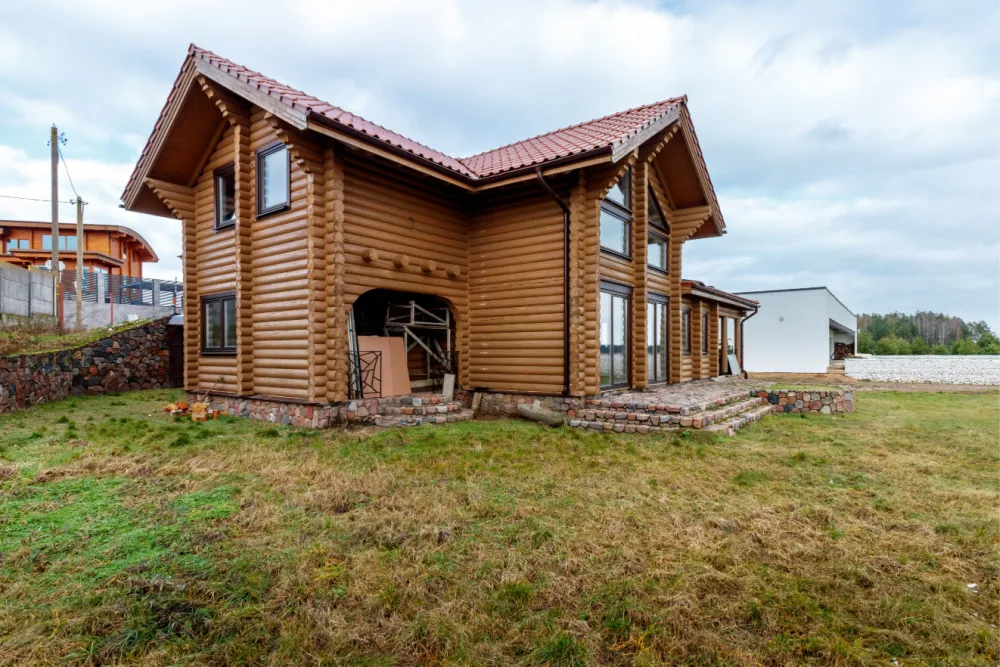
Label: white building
xmin=735 ymin=287 xmax=857 ymax=374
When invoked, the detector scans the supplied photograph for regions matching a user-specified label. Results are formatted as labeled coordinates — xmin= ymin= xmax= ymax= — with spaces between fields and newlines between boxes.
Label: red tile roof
xmin=458 ymin=99 xmax=684 ymax=177
xmin=125 ymin=45 xmax=717 ymax=212
xmin=188 ymin=45 xmax=685 ymax=180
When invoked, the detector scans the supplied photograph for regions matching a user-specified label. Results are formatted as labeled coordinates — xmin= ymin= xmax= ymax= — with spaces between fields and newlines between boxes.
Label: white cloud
xmin=0 ymin=0 xmax=996 ymax=326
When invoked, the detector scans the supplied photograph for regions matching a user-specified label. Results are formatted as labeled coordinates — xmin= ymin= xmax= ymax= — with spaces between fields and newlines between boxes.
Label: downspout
xmin=535 ymin=166 xmax=571 ymax=396
xmin=739 ymin=304 xmax=759 ymax=379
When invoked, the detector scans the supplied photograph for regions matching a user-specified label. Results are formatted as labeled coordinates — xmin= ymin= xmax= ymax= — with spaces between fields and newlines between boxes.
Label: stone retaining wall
xmin=757 ymin=388 xmax=854 ymax=414
xmin=0 ymin=317 xmax=170 ymax=413
xmin=845 ymin=356 xmax=1000 ymax=385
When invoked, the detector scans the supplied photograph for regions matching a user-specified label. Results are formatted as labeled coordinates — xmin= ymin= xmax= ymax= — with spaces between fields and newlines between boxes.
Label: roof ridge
xmin=457 ymin=97 xmax=687 ymax=163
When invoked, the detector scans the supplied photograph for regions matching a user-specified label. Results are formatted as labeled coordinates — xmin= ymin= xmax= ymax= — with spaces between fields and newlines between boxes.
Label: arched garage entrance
xmin=350 ymin=289 xmax=457 ymax=397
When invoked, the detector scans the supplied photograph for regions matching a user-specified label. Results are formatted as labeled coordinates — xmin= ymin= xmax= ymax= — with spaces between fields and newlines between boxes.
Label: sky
xmin=0 ymin=0 xmax=997 ymax=327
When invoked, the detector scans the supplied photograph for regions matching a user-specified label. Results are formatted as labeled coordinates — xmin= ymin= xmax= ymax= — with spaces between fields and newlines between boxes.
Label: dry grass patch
xmin=0 ymin=388 xmax=997 ymax=665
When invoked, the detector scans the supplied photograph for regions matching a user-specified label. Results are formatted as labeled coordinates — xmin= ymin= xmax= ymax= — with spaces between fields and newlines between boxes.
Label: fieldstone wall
xmin=474 ymin=392 xmax=585 ymax=418
xmin=756 ymin=388 xmax=854 ymax=414
xmin=0 ymin=317 xmax=170 ymax=413
xmin=845 ymin=356 xmax=1000 ymax=385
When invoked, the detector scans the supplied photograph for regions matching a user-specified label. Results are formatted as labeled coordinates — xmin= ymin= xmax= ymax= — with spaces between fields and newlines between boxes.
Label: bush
xmin=931 ymin=344 xmax=949 ymax=355
xmin=857 ymin=329 xmax=875 ymax=354
xmin=875 ymin=335 xmax=902 ymax=355
xmin=952 ymin=338 xmax=980 ymax=355
xmin=909 ymin=338 xmax=930 ymax=355
xmin=896 ymin=339 xmax=913 ymax=355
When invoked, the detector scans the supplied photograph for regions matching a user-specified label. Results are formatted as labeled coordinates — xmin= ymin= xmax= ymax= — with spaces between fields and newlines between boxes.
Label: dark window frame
xmin=647 ymin=228 xmax=668 ymax=274
xmin=702 ymin=310 xmax=709 ymax=354
xmin=647 ymin=292 xmax=670 ymax=384
xmin=600 ymin=280 xmax=632 ymax=389
xmin=214 ymin=163 xmax=237 ymax=230
xmin=682 ymin=307 xmax=692 ymax=355
xmin=600 ymin=168 xmax=633 ymax=259
xmin=600 ymin=203 xmax=632 ymax=260
xmin=648 ymin=184 xmax=669 ymax=232
xmin=256 ymin=142 xmax=291 ymax=218
xmin=201 ymin=291 xmax=237 ymax=356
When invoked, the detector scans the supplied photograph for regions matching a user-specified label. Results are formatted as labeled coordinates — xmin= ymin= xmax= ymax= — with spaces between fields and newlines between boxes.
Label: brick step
xmin=705 ymin=404 xmax=779 ymax=436
xmin=374 ymin=408 xmax=475 ymax=428
xmin=574 ymin=396 xmax=766 ymax=430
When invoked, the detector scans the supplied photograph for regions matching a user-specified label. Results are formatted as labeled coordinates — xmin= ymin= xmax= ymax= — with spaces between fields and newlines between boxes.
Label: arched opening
xmin=350 ymin=289 xmax=457 ymax=397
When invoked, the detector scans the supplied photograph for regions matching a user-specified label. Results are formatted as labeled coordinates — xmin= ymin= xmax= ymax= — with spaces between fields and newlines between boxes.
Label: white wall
xmin=738 ymin=289 xmax=830 ymax=373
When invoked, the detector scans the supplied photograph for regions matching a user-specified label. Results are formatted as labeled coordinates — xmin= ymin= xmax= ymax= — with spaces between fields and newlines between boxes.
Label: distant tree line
xmin=857 ymin=312 xmax=1000 ymax=355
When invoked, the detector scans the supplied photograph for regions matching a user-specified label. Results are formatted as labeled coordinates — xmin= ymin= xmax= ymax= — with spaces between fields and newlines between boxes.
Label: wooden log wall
xmin=145 ymin=178 xmax=196 ymax=388
xmin=468 ymin=182 xmax=566 ymax=395
xmin=324 ymin=148 xmax=348 ymax=402
xmin=192 ymin=124 xmax=238 ymax=394
xmin=340 ymin=152 xmax=470 ymax=387
xmin=248 ymin=110 xmax=311 ymax=400
xmin=708 ymin=301 xmax=720 ymax=376
xmin=691 ymin=299 xmax=704 ymax=380
xmin=567 ymin=172 xmax=588 ymax=396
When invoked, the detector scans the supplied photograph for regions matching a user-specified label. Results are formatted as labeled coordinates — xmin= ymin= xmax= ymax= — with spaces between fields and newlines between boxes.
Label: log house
xmin=122 ymin=45 xmax=757 ymax=410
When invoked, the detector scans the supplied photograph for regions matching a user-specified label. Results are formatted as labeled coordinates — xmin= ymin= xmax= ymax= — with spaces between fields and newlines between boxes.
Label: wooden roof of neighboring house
xmin=0 ymin=220 xmax=159 ymax=262
xmin=682 ymin=279 xmax=759 ymax=310
xmin=123 ymin=45 xmax=725 ymax=233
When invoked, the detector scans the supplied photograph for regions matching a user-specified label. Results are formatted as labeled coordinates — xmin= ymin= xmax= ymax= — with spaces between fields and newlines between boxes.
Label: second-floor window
xmin=42 ymin=235 xmax=77 ymax=251
xmin=215 ymin=165 xmax=236 ymax=229
xmin=600 ymin=168 xmax=631 ymax=257
xmin=257 ymin=143 xmax=290 ymax=216
xmin=8 ymin=239 xmax=30 ymax=250
xmin=648 ymin=232 xmax=667 ymax=272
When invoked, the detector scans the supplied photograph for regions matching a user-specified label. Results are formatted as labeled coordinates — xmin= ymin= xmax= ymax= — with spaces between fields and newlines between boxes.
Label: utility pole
xmin=49 ymin=125 xmax=60 ymax=329
xmin=74 ymin=197 xmax=85 ymax=329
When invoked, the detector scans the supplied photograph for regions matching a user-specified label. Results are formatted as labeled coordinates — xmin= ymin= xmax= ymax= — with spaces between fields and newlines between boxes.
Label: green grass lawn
xmin=0 ymin=389 xmax=997 ymax=665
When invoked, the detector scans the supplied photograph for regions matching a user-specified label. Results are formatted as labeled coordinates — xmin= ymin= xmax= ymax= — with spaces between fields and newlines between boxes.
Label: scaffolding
xmin=383 ymin=300 xmax=455 ymax=385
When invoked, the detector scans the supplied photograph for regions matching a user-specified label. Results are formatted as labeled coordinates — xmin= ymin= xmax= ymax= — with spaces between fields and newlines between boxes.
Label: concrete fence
xmin=63 ymin=276 xmax=178 ymax=329
xmin=0 ymin=263 xmax=55 ymax=323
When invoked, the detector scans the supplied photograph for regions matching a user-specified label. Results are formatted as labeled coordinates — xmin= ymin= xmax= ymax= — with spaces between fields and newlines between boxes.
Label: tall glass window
xmin=599 ymin=169 xmax=632 ymax=257
xmin=215 ymin=165 xmax=236 ymax=229
xmin=257 ymin=144 xmax=290 ymax=216
xmin=600 ymin=288 xmax=630 ymax=388
xmin=682 ymin=309 xmax=692 ymax=354
xmin=647 ymin=298 xmax=668 ymax=383
xmin=647 ymin=232 xmax=667 ymax=272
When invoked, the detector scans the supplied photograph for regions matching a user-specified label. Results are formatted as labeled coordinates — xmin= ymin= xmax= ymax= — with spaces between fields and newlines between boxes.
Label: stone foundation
xmin=193 ymin=391 xmax=467 ymax=428
xmin=473 ymin=391 xmax=585 ymax=418
xmin=757 ymin=388 xmax=855 ymax=414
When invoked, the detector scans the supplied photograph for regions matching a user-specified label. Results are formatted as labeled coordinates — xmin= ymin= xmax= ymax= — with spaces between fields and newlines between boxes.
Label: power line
xmin=57 ymin=147 xmax=79 ymax=200
xmin=0 ymin=194 xmax=75 ymax=204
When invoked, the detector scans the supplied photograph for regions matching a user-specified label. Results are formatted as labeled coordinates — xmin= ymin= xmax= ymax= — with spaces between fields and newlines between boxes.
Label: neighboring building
xmin=736 ymin=287 xmax=857 ymax=374
xmin=0 ymin=220 xmax=158 ymax=278
xmin=121 ymin=45 xmax=757 ymax=411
